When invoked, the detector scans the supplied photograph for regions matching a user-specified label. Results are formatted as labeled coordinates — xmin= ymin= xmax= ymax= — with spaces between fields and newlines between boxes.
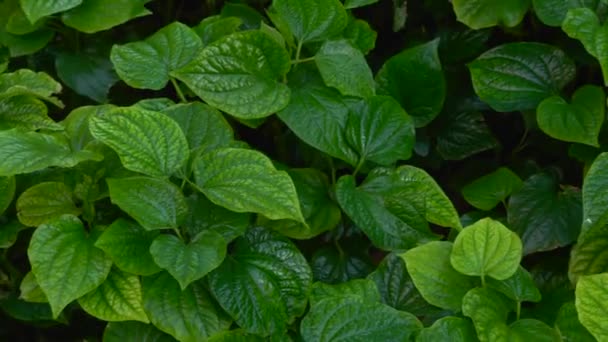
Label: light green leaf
xmin=451 ymin=218 xmax=522 ymax=281
xmin=402 ymin=241 xmax=478 ymax=311
xmin=27 ymin=215 xmax=112 ymax=317
xmin=0 ymin=29 xmax=54 ymax=58
xmin=79 ymin=268 xmax=149 ymax=323
xmin=0 ymin=175 xmax=15 ymax=215
xmin=193 ymin=16 xmax=243 ymax=46
xmin=537 ymin=85 xmax=605 ymax=146
xmin=563 ymin=8 xmax=608 ymax=85
xmin=209 ymin=227 xmax=312 ymax=336
xmin=576 ymin=273 xmax=608 ymax=341
xmin=272 ymin=0 xmax=348 ymax=43
xmin=0 ymin=69 xmax=62 ymax=107
xmin=107 ymin=177 xmax=187 ymax=231
xmin=143 ymin=272 xmax=231 ymax=342
xmin=487 ymin=266 xmax=541 ymax=303
xmin=315 ymin=39 xmax=375 ymax=99
xmin=172 ymin=31 xmax=291 ymax=119
xmin=95 ymin=219 xmax=161 ymax=276
xmin=258 ymin=168 xmax=341 ymax=239
xmin=162 ymin=102 xmax=233 ymax=153
xmin=56 ymin=51 xmax=118 ymax=103
xmin=16 ymin=182 xmax=80 ymax=227
xmin=555 ymin=302 xmax=595 ymax=342
xmin=0 ymin=46 xmax=8 ymax=72
xmin=581 ymin=152 xmax=608 ymax=238
xmin=462 ymin=287 xmax=512 ymax=342
xmin=0 ymin=96 xmax=62 ymax=131
xmin=452 ymin=0 xmax=530 ymax=29
xmin=462 ymin=167 xmax=523 ymax=211
xmin=345 ymin=95 xmax=415 ymax=165
xmin=19 ymin=0 xmax=82 ymax=23
xmin=62 ymin=0 xmax=152 ymax=33
xmin=300 ymin=296 xmax=422 ymax=342
xmin=103 ymin=321 xmax=175 ymax=342
xmin=193 ymin=148 xmax=304 ymax=223
xmin=89 ymin=107 xmax=189 ymax=177
xmin=111 ymin=22 xmax=202 ymax=90
xmin=183 ymin=193 xmax=249 ymax=243
xmin=149 ymin=231 xmax=226 ymax=290
xmin=468 ymin=42 xmax=576 ymax=112
xmin=508 ymin=173 xmax=582 ymax=254
xmin=309 ymin=278 xmax=380 ymax=306
xmin=344 ymin=0 xmax=379 ymax=9
xmin=376 ymin=39 xmax=445 ymax=127
xmin=417 ymin=317 xmax=478 ymax=342
xmin=19 ymin=271 xmax=47 ymax=303
xmin=509 ymin=319 xmax=561 ymax=341
xmin=569 ymin=225 xmax=608 ymax=283
xmin=533 ymin=0 xmax=606 ymax=27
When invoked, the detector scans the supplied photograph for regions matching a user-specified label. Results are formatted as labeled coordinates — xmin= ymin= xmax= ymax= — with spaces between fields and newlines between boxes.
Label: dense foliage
xmin=0 ymin=0 xmax=607 ymax=340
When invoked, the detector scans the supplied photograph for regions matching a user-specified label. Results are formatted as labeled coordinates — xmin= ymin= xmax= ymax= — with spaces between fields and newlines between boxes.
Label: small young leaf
xmin=94 ymin=219 xmax=162 ymax=276
xmin=376 ymin=39 xmax=445 ymax=127
xmin=402 ymin=241 xmax=478 ymax=311
xmin=451 ymin=218 xmax=522 ymax=281
xmin=487 ymin=266 xmax=541 ymax=303
xmin=19 ymin=0 xmax=82 ymax=23
xmin=107 ymin=177 xmax=188 ymax=231
xmin=103 ymin=321 xmax=175 ymax=342
xmin=0 ymin=176 xmax=16 ymax=215
xmin=111 ymin=22 xmax=202 ymax=90
xmin=79 ymin=268 xmax=149 ymax=323
xmin=537 ymin=85 xmax=605 ymax=147
xmin=27 ymin=215 xmax=112 ymax=317
xmin=468 ymin=42 xmax=576 ymax=112
xmin=272 ymin=0 xmax=348 ymax=43
xmin=143 ymin=273 xmax=231 ymax=342
xmin=89 ymin=107 xmax=189 ymax=177
xmin=576 ymin=273 xmax=608 ymax=341
xmin=19 ymin=271 xmax=47 ymax=303
xmin=417 ymin=317 xmax=478 ymax=342
xmin=61 ymin=0 xmax=152 ymax=33
xmin=193 ymin=148 xmax=304 ymax=223
xmin=172 ymin=31 xmax=291 ymax=119
xmin=452 ymin=0 xmax=530 ymax=29
xmin=462 ymin=167 xmax=523 ymax=211
xmin=149 ymin=231 xmax=226 ymax=290
xmin=16 ymin=182 xmax=80 ymax=227
xmin=315 ymin=39 xmax=375 ymax=98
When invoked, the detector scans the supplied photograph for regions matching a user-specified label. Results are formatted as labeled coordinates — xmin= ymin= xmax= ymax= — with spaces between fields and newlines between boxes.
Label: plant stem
xmin=352 ymin=158 xmax=365 ymax=178
xmin=295 ymin=41 xmax=303 ymax=63
xmin=290 ymin=56 xmax=316 ymax=65
xmin=171 ymin=78 xmax=187 ymax=103
xmin=516 ymin=301 xmax=521 ymax=320
xmin=481 ymin=274 xmax=486 ymax=287
xmin=173 ymin=228 xmax=185 ymax=241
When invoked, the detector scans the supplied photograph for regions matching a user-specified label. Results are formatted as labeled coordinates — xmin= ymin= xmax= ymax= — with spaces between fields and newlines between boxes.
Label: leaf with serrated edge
xmin=576 ymin=274 xmax=608 ymax=341
xmin=272 ymin=0 xmax=348 ymax=43
xmin=16 ymin=182 xmax=80 ymax=227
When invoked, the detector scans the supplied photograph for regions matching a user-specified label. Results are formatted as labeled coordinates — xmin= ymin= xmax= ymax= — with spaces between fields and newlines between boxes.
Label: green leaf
xmin=259 ymin=168 xmax=341 ymax=239
xmin=344 ymin=0 xmax=379 ymax=9
xmin=61 ymin=0 xmax=152 ymax=33
xmin=111 ymin=22 xmax=201 ymax=90
xmin=487 ymin=266 xmax=541 ymax=303
xmin=451 ymin=218 xmax=522 ymax=281
xmin=0 ymin=46 xmax=8 ymax=73
xmin=107 ymin=177 xmax=188 ymax=231
xmin=345 ymin=96 xmax=415 ymax=165
xmin=172 ymin=31 xmax=291 ymax=119
xmin=19 ymin=271 xmax=47 ymax=303
xmin=452 ymin=0 xmax=530 ymax=29
xmin=0 ymin=69 xmax=63 ymax=107
xmin=103 ymin=321 xmax=176 ymax=342
xmin=0 ymin=296 xmax=56 ymax=322
xmin=507 ymin=173 xmax=582 ymax=254
xmin=56 ymin=51 xmax=119 ymax=103
xmin=27 ymin=215 xmax=112 ymax=317
xmin=19 ymin=0 xmax=82 ymax=23
xmin=417 ymin=317 xmax=478 ymax=342
xmin=555 ymin=302 xmax=595 ymax=342
xmin=576 ymin=273 xmax=608 ymax=340
xmin=183 ymin=193 xmax=249 ymax=243
xmin=537 ymin=85 xmax=605 ymax=146
xmin=343 ymin=17 xmax=377 ymax=54
xmin=193 ymin=16 xmax=243 ymax=46
xmin=62 ymin=105 xmax=113 ymax=150
xmin=315 ymin=39 xmax=375 ymax=99
xmin=0 ymin=220 xmax=25 ymax=249
xmin=300 ymin=297 xmax=421 ymax=341
xmin=272 ymin=0 xmax=348 ymax=43
xmin=89 ymin=107 xmax=189 ymax=177
xmin=133 ymin=98 xmax=175 ymax=112
xmin=16 ymin=181 xmax=80 ymax=227
xmin=509 ymin=319 xmax=561 ymax=341
xmin=461 ymin=287 xmax=512 ymax=342
xmin=311 ymin=244 xmax=374 ymax=283
xmin=162 ymin=102 xmax=233 ymax=154
xmin=149 ymin=231 xmax=226 ymax=290
xmin=193 ymin=148 xmax=304 ymax=223
xmin=209 ymin=227 xmax=312 ymax=336
xmin=143 ymin=272 xmax=231 ymax=342
xmin=402 ymin=241 xmax=478 ymax=311
xmin=0 ymin=29 xmax=54 ymax=58
xmin=581 ymin=152 xmax=608 ymax=238
xmin=563 ymin=8 xmax=608 ymax=85
xmin=207 ymin=330 xmax=264 ymax=342
xmin=569 ymin=225 xmax=608 ymax=283
xmin=532 ymin=0 xmax=606 ymax=27
xmin=468 ymin=42 xmax=576 ymax=112
xmin=376 ymin=39 xmax=446 ymax=127
xmin=6 ymin=6 xmax=41 ymax=35
xmin=94 ymin=219 xmax=162 ymax=276
xmin=462 ymin=167 xmax=523 ymax=211
xmin=0 ymin=96 xmax=62 ymax=131
xmin=79 ymin=268 xmax=149 ymax=323
xmin=309 ymin=278 xmax=380 ymax=306
xmin=0 ymin=175 xmax=15 ymax=215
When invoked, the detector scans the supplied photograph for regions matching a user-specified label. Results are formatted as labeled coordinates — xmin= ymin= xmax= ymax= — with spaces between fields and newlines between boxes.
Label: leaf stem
xmin=290 ymin=56 xmax=316 ymax=65
xmin=481 ymin=274 xmax=486 ymax=287
xmin=352 ymin=158 xmax=365 ymax=178
xmin=173 ymin=227 xmax=184 ymax=241
xmin=295 ymin=40 xmax=303 ymax=63
xmin=171 ymin=78 xmax=187 ymax=103
xmin=516 ymin=301 xmax=521 ymax=320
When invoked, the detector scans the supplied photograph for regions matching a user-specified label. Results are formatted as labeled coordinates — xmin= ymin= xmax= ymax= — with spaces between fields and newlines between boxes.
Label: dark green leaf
xmin=103 ymin=321 xmax=176 ymax=342
xmin=0 ymin=175 xmax=15 ymax=215
xmin=183 ymin=193 xmax=249 ymax=243
xmin=487 ymin=266 xmax=542 ymax=303
xmin=62 ymin=0 xmax=152 ymax=33
xmin=581 ymin=152 xmax=608 ymax=239
xmin=555 ymin=301 xmax=595 ymax=342
xmin=435 ymin=107 xmax=498 ymax=160
xmin=311 ymin=244 xmax=374 ymax=283
xmin=533 ymin=0 xmax=606 ymax=26
xmin=272 ymin=0 xmax=348 ymax=43
xmin=343 ymin=17 xmax=377 ymax=54
xmin=193 ymin=16 xmax=243 ymax=46
xmin=461 ymin=287 xmax=512 ymax=341
xmin=56 ymin=51 xmax=119 ymax=103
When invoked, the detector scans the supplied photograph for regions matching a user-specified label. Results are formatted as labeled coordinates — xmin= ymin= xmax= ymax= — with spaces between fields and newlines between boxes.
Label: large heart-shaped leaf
xmin=537 ymin=85 xmax=605 ymax=146
xmin=27 ymin=215 xmax=112 ymax=317
xmin=452 ymin=0 xmax=530 ymax=29
xmin=172 ymin=31 xmax=291 ymax=119
xmin=61 ymin=0 xmax=152 ymax=33
xmin=271 ymin=0 xmax=348 ymax=43
xmin=575 ymin=273 xmax=608 ymax=341
xmin=16 ymin=182 xmax=80 ymax=226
